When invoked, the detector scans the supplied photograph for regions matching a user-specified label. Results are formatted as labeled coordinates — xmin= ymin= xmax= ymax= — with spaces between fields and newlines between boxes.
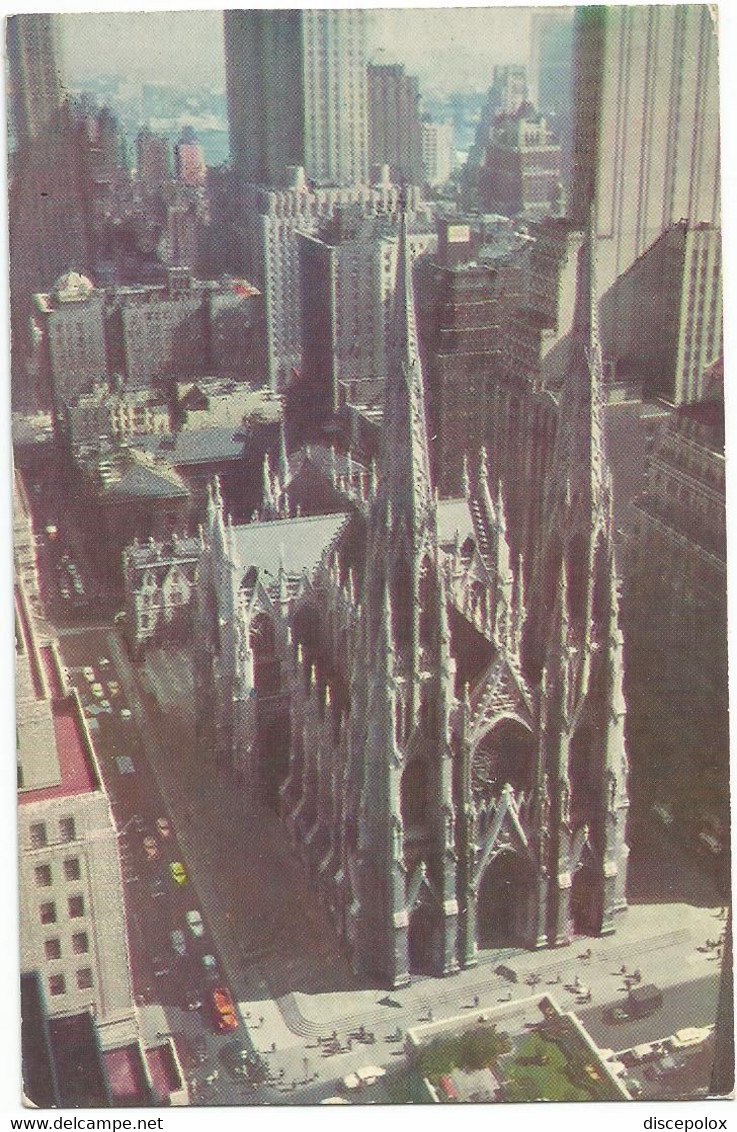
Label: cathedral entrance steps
xmin=272 ymin=920 xmax=704 ymax=1041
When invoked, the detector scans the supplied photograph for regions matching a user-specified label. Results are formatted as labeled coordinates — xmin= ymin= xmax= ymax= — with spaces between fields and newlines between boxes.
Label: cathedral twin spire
xmin=375 ymin=210 xmax=434 ymax=551
xmin=545 ymin=209 xmax=610 ymax=543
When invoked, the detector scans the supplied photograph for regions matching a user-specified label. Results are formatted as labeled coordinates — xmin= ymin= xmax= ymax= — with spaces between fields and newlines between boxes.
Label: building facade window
xmin=49 ymin=974 xmax=66 ymax=996
xmin=40 ymin=902 xmax=56 ymax=925
xmin=76 ymin=968 xmax=93 ymax=990
xmin=72 ymin=931 xmax=89 ymax=954
xmin=59 ymin=817 xmax=76 ymax=842
xmin=44 ymin=938 xmax=61 ymax=960
xmin=34 ymin=864 xmax=52 ymax=887
xmin=30 ymin=822 xmax=47 ymax=849
xmin=63 ymin=858 xmax=81 ymax=882
xmin=68 ymin=895 xmax=84 ymax=918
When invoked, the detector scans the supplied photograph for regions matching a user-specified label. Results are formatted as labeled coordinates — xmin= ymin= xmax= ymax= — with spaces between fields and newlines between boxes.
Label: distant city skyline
xmin=58 ymin=6 xmax=554 ymax=95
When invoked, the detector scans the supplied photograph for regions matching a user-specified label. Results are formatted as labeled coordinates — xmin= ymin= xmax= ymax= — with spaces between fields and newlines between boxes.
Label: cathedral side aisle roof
xmin=231 ymin=512 xmax=350 ymax=582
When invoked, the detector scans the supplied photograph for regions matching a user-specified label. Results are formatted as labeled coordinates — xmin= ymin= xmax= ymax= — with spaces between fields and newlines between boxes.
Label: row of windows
xmin=44 ymin=931 xmax=88 ymax=959
xmin=30 ymin=818 xmax=75 ymax=849
xmin=40 ymin=894 xmax=84 ymax=924
xmin=34 ymin=858 xmax=81 ymax=886
xmin=49 ymin=969 xmax=93 ymax=996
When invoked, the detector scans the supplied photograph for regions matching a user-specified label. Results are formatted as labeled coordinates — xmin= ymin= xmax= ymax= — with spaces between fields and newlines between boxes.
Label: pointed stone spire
xmin=546 ymin=207 xmax=607 ymax=535
xmin=514 ymin=553 xmax=527 ymax=649
xmin=278 ymin=543 xmax=289 ymax=608
xmin=262 ymin=452 xmax=273 ymax=511
xmin=278 ymin=418 xmax=289 ymax=486
xmin=375 ymin=207 xmax=434 ymax=548
xmin=369 ymin=457 xmax=377 ymax=498
xmin=379 ymin=581 xmax=396 ymax=674
xmin=495 ymin=482 xmax=512 ymax=585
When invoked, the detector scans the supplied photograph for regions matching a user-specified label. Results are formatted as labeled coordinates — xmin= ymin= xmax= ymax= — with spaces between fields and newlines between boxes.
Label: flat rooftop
xmin=19 ymin=647 xmax=99 ymax=805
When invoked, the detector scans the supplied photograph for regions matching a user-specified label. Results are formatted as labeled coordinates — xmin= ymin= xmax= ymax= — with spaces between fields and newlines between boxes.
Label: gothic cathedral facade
xmin=193 ymin=216 xmax=630 ymax=987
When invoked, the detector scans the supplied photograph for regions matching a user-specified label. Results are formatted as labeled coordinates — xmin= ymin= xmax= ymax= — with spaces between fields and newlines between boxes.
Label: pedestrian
xmin=620 ymin=964 xmax=627 ymax=975
xmin=279 ymin=1068 xmax=285 ymax=1079
xmin=473 ymin=994 xmax=480 ymax=1008
xmin=633 ymin=968 xmax=641 ymax=983
xmin=259 ymin=1015 xmax=264 ymax=1027
xmin=347 ymin=1039 xmax=353 ymax=1051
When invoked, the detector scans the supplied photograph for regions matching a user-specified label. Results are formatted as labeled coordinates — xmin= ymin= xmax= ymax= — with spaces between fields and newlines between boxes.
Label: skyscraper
xmin=367 ymin=63 xmax=423 ymax=185
xmin=7 ymin=14 xmax=62 ymax=148
xmin=570 ymin=5 xmax=721 ymax=295
xmin=224 ymin=10 xmax=368 ymax=186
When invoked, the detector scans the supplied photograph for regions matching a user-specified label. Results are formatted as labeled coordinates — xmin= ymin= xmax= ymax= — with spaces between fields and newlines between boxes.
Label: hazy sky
xmin=58 ymin=6 xmax=548 ymax=94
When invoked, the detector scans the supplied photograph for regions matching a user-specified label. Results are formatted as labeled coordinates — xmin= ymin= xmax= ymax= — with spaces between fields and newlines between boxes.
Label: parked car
xmin=108 ymin=681 xmax=121 ymax=697
xmin=83 ymin=667 xmax=95 ymax=682
xmin=170 ymin=929 xmax=187 ymax=957
xmin=202 ymin=954 xmax=218 ymax=981
xmin=604 ymin=985 xmax=663 ymax=1025
xmin=91 ymin=683 xmax=104 ymax=698
xmin=170 ymin=861 xmax=187 ymax=885
xmin=143 ymin=836 xmax=159 ymax=860
xmin=698 ymin=831 xmax=723 ymax=855
xmin=211 ymin=987 xmax=238 ymax=1033
xmin=150 ymin=879 xmax=165 ymax=900
xmin=186 ymin=910 xmax=204 ymax=937
xmin=156 ymin=817 xmax=171 ymax=838
xmin=651 ymin=803 xmax=674 ymax=827
xmin=120 ymin=708 xmax=132 ymax=721
xmin=184 ymin=990 xmax=203 ymax=1012
xmin=99 ymin=657 xmax=111 ymax=668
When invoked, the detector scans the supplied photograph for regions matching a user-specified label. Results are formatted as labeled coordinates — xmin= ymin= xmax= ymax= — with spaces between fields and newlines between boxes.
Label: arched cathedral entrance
xmin=570 ymin=861 xmax=603 ymax=936
xmin=476 ymin=851 xmax=535 ymax=949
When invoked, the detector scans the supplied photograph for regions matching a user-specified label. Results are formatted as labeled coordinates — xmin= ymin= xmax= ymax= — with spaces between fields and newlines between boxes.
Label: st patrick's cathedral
xmin=192 ymin=216 xmax=630 ymax=988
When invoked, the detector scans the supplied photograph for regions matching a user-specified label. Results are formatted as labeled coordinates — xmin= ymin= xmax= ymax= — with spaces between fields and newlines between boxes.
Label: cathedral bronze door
xmin=476 ymin=851 xmax=534 ymax=949
xmin=407 ymin=899 xmax=436 ymax=974
xmin=570 ymin=862 xmax=603 ymax=936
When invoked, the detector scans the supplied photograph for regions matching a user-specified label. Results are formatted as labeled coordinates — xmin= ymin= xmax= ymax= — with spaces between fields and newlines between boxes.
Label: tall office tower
xmin=570 ymin=5 xmax=721 ymax=296
xmin=224 ymin=9 xmax=368 ymax=186
xmin=480 ymin=108 xmax=562 ymax=218
xmin=239 ymin=171 xmax=422 ymax=390
xmin=174 ymin=126 xmax=206 ymax=187
xmin=416 ymin=219 xmax=524 ymax=498
xmin=421 ymin=120 xmax=453 ymax=187
xmin=135 ymin=126 xmax=171 ymax=193
xmin=299 ymin=208 xmax=436 ymax=423
xmin=16 ymin=578 xmax=138 ymax=1052
xmin=599 ymin=220 xmax=723 ymax=405
xmin=528 ymin=10 xmax=573 ymax=113
xmin=6 ymin=14 xmax=62 ymax=148
xmin=367 ymin=63 xmax=424 ymax=185
xmin=488 ymin=63 xmax=528 ymax=117
xmin=528 ymin=10 xmax=574 ymax=190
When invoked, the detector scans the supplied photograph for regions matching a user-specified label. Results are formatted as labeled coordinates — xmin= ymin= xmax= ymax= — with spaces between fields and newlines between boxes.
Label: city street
xmin=51 ymin=613 xmax=728 ymax=1104
xmin=19 ymin=447 xmax=730 ymax=1104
